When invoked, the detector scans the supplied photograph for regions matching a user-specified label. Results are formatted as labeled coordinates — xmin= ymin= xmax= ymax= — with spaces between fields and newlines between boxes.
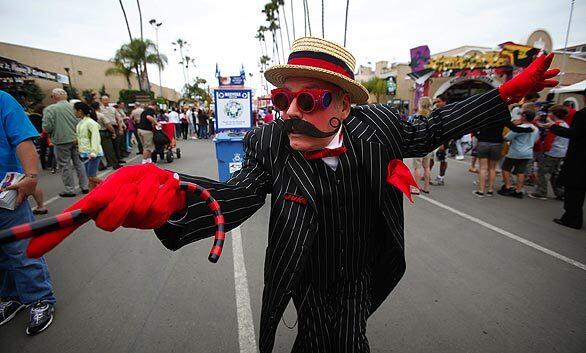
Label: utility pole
xmin=149 ymin=19 xmax=164 ymax=98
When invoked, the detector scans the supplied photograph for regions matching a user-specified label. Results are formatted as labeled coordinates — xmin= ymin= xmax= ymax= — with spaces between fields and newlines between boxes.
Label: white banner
xmin=214 ymin=89 xmax=252 ymax=131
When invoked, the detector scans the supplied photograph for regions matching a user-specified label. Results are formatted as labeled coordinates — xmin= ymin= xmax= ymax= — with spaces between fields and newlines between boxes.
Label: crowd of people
xmin=409 ymin=90 xmax=585 ymax=230
xmin=26 ymin=89 xmax=215 ymax=193
xmin=0 ymin=87 xmax=217 ymax=335
xmin=0 ymin=80 xmax=583 ymax=340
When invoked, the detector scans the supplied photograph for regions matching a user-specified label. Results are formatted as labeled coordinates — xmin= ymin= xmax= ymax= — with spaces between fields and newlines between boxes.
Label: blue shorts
xmin=82 ymin=156 xmax=101 ymax=177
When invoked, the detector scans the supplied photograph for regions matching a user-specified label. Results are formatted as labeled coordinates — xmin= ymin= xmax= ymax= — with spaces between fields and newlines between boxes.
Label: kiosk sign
xmin=214 ymin=89 xmax=253 ymax=131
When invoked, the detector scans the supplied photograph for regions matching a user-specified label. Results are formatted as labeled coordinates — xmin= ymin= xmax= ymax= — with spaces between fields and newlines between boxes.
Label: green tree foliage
xmin=105 ymin=58 xmax=134 ymax=89
xmin=64 ymin=85 xmax=80 ymax=100
xmin=99 ymin=84 xmax=108 ymax=97
xmin=81 ymin=89 xmax=95 ymax=104
xmin=118 ymin=89 xmax=154 ymax=106
xmin=362 ymin=77 xmax=387 ymax=103
xmin=183 ymin=77 xmax=209 ymax=103
xmin=8 ymin=81 xmax=46 ymax=110
xmin=114 ymin=39 xmax=167 ymax=92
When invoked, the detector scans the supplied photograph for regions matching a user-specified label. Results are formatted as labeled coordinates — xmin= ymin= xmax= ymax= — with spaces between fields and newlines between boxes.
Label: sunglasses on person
xmin=271 ymin=87 xmax=339 ymax=114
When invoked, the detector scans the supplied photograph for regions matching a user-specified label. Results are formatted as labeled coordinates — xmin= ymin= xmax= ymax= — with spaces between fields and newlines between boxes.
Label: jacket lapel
xmin=345 ymin=114 xmax=388 ymax=207
xmin=284 ymin=149 xmax=318 ymax=212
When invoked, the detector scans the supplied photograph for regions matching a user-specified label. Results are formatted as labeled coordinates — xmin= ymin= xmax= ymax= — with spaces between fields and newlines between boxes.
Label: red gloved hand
xmin=498 ymin=53 xmax=559 ymax=104
xmin=27 ymin=164 xmax=186 ymax=258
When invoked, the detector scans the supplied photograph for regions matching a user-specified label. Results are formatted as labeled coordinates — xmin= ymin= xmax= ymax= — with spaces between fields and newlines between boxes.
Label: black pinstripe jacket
xmin=155 ymin=89 xmax=510 ymax=352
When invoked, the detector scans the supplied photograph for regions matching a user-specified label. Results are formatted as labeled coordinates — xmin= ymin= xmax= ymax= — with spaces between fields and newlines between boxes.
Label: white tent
xmin=550 ymin=80 xmax=586 ymax=94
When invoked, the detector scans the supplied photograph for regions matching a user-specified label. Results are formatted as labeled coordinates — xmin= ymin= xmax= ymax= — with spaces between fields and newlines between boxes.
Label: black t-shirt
xmin=28 ymin=113 xmax=43 ymax=133
xmin=137 ymin=108 xmax=156 ymax=130
xmin=475 ymin=121 xmax=533 ymax=143
xmin=197 ymin=113 xmax=208 ymax=125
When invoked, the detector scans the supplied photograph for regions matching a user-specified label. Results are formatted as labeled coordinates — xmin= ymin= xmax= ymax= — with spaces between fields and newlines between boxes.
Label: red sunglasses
xmin=271 ymin=88 xmax=338 ymax=114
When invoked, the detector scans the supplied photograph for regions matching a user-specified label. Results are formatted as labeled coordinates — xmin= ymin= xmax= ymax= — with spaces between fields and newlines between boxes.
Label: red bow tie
xmin=386 ymin=159 xmax=419 ymax=203
xmin=303 ymin=146 xmax=348 ymax=160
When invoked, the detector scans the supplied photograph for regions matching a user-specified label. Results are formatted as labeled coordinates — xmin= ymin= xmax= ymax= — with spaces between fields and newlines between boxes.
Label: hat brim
xmin=264 ymin=64 xmax=369 ymax=104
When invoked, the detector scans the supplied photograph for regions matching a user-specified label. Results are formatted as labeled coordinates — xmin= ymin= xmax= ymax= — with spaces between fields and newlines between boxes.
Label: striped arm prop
xmin=179 ymin=182 xmax=226 ymax=263
xmin=0 ymin=182 xmax=226 ymax=263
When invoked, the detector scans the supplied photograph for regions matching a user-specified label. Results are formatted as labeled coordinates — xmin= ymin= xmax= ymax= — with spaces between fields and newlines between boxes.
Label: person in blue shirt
xmin=0 ymin=90 xmax=56 ymax=335
xmin=499 ymin=109 xmax=540 ymax=198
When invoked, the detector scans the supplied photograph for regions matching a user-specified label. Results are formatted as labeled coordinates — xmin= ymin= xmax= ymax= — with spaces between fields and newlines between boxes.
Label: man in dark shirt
xmin=136 ymin=102 xmax=160 ymax=164
xmin=543 ymin=89 xmax=586 ymax=229
xmin=197 ymin=109 xmax=209 ymax=139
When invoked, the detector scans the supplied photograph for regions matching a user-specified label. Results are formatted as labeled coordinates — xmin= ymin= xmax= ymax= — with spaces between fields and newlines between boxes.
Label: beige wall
xmin=0 ymin=41 xmax=180 ymax=105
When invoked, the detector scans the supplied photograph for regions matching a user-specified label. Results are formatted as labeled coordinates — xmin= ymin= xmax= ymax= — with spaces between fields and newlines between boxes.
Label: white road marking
xmin=418 ymin=195 xmax=586 ymax=271
xmin=231 ymin=226 xmax=258 ymax=353
xmin=43 ymin=155 xmax=140 ymax=207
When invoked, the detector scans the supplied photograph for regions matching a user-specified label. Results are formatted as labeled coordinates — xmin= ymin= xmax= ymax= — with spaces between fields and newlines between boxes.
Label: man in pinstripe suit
xmin=28 ymin=37 xmax=558 ymax=352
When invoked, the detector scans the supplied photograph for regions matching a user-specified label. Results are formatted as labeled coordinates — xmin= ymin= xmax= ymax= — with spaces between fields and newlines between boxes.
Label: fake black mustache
xmin=283 ymin=117 xmax=341 ymax=138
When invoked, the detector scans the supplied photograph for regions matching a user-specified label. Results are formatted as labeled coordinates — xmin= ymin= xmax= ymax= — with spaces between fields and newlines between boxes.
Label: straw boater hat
xmin=264 ymin=37 xmax=369 ymax=104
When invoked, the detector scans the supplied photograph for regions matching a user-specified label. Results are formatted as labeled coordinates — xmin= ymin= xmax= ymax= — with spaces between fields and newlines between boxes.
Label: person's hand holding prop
xmin=0 ymin=164 xmax=226 ymax=263
xmin=498 ymin=53 xmax=559 ymax=104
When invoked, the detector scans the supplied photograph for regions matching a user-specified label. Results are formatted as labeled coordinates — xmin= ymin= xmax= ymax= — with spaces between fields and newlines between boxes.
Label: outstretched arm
xmin=401 ymin=90 xmax=510 ymax=157
xmin=360 ymin=54 xmax=558 ymax=158
xmin=155 ymin=128 xmax=271 ymax=250
xmin=550 ymin=110 xmax=585 ymax=139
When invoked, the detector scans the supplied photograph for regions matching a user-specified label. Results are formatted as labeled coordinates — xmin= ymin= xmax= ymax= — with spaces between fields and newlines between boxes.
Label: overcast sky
xmin=1 ymin=0 xmax=584 ymax=95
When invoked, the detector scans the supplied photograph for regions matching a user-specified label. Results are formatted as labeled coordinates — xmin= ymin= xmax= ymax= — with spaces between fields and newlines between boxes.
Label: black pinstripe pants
xmin=291 ymin=270 xmax=372 ymax=353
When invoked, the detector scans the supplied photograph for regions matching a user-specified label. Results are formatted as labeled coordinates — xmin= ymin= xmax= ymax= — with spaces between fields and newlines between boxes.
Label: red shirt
xmin=565 ymin=107 xmax=576 ymax=126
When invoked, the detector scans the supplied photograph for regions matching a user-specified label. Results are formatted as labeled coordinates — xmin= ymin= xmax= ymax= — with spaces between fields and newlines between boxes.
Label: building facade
xmin=356 ymin=31 xmax=586 ymax=114
xmin=0 ymin=41 xmax=181 ymax=105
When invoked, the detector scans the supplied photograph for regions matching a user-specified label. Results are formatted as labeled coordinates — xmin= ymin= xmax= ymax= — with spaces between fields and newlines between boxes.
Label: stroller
xmin=152 ymin=122 xmax=181 ymax=163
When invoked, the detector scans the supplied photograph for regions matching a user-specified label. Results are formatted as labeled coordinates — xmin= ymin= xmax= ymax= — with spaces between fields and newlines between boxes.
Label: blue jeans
xmin=82 ymin=156 xmax=102 ymax=177
xmin=198 ymin=124 xmax=208 ymax=139
xmin=0 ymin=201 xmax=55 ymax=304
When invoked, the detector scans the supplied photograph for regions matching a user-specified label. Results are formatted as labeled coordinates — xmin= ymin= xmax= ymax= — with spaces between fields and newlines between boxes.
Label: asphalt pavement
xmin=1 ymin=138 xmax=584 ymax=353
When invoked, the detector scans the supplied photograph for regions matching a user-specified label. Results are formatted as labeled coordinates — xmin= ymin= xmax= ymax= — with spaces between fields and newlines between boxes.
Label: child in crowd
xmin=499 ymin=109 xmax=540 ymax=198
xmin=73 ymin=102 xmax=104 ymax=190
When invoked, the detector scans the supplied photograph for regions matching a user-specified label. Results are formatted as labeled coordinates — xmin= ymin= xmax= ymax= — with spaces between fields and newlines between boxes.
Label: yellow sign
xmin=426 ymin=52 xmax=509 ymax=72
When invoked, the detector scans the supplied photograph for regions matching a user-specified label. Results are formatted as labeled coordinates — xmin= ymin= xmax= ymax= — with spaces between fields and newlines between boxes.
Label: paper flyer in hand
xmin=0 ymin=172 xmax=25 ymax=210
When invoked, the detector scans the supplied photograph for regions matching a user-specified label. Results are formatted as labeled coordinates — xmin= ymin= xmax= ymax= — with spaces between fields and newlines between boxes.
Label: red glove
xmin=498 ymin=53 xmax=559 ymax=104
xmin=27 ymin=164 xmax=186 ymax=258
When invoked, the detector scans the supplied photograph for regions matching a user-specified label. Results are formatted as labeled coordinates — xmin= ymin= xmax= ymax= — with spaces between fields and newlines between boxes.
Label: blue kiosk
xmin=213 ymin=88 xmax=253 ymax=182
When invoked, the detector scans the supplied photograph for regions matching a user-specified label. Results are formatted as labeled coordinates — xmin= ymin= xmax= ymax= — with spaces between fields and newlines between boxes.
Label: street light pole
xmin=149 ymin=19 xmax=164 ymax=98
xmin=63 ymin=67 xmax=73 ymax=95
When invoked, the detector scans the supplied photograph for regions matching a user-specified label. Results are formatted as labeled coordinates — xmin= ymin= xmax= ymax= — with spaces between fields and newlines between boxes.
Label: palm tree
xmin=263 ymin=2 xmax=281 ymax=64
xmin=255 ymin=26 xmax=269 ymax=58
xmin=118 ymin=0 xmax=146 ymax=90
xmin=275 ymin=1 xmax=286 ymax=61
xmin=116 ymin=39 xmax=167 ymax=91
xmin=136 ymin=0 xmax=144 ymax=40
xmin=118 ymin=0 xmax=133 ymax=41
xmin=279 ymin=0 xmax=291 ymax=49
xmin=182 ymin=55 xmax=196 ymax=84
xmin=172 ymin=38 xmax=189 ymax=87
xmin=362 ymin=77 xmax=386 ymax=103
xmin=105 ymin=58 xmax=134 ymax=89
